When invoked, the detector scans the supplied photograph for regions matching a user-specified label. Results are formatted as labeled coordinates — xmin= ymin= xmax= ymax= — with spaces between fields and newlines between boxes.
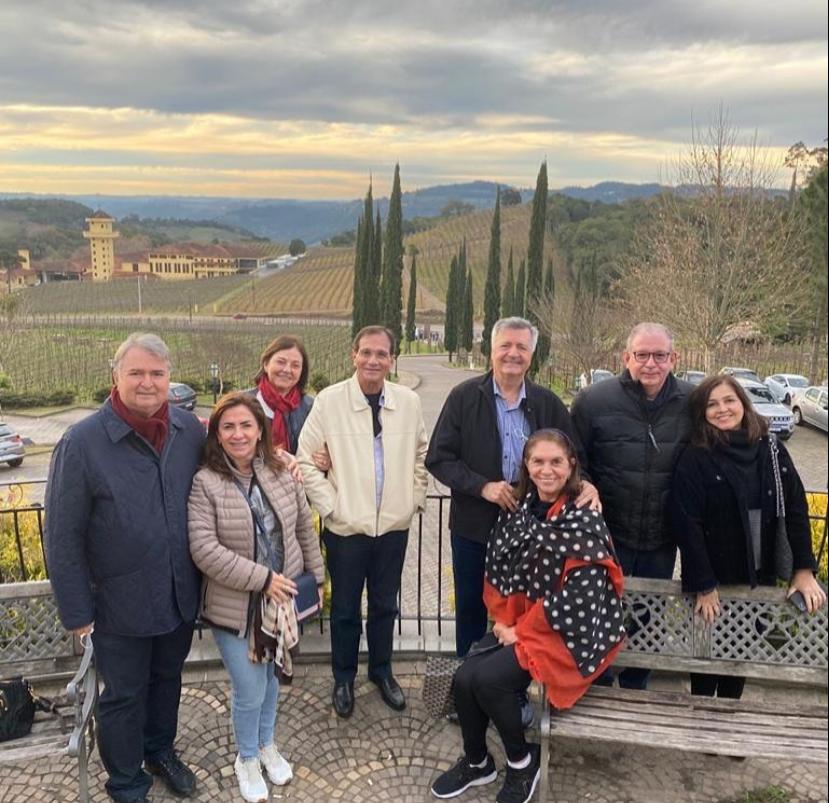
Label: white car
xmin=763 ymin=373 xmax=810 ymax=405
xmin=735 ymin=378 xmax=795 ymax=440
xmin=791 ymin=386 xmax=828 ymax=433
xmin=578 ymin=369 xmax=614 ymax=389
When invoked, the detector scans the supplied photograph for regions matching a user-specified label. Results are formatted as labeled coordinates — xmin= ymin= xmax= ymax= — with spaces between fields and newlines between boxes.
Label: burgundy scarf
xmin=257 ymin=377 xmax=301 ymax=451
xmin=110 ymin=387 xmax=169 ymax=455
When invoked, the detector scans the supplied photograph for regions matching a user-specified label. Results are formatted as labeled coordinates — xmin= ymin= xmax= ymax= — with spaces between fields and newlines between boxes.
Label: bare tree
xmin=619 ymin=107 xmax=811 ymax=371
xmin=530 ymin=252 xmax=621 ymax=382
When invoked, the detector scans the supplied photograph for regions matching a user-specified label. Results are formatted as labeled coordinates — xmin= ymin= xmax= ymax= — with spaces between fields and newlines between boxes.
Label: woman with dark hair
xmin=672 ymin=375 xmax=826 ymax=699
xmin=252 ymin=335 xmax=313 ymax=454
xmin=188 ymin=392 xmax=324 ymax=803
xmin=431 ymin=430 xmax=625 ymax=803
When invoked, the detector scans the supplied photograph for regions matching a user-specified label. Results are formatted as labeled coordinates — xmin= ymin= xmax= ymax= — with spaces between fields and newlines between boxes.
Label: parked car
xmin=734 ymin=378 xmax=794 ymax=439
xmin=791 ymin=386 xmax=828 ymax=433
xmin=720 ymin=366 xmax=762 ymax=383
xmin=677 ymin=370 xmax=706 ymax=385
xmin=763 ymin=373 xmax=810 ymax=405
xmin=578 ymin=368 xmax=614 ymax=389
xmin=0 ymin=422 xmax=25 ymax=467
xmin=168 ymin=382 xmax=197 ymax=411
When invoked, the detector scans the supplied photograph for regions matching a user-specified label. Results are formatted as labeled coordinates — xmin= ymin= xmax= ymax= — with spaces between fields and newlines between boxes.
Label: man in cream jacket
xmin=298 ymin=325 xmax=427 ymax=718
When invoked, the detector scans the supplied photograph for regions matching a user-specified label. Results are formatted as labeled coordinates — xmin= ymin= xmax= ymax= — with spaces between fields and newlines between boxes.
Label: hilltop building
xmin=119 ymin=243 xmax=266 ymax=280
xmin=83 ymin=211 xmax=120 ymax=281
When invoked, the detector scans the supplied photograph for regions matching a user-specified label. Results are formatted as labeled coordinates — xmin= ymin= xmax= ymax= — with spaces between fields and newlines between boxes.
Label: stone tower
xmin=83 ymin=211 xmax=119 ymax=281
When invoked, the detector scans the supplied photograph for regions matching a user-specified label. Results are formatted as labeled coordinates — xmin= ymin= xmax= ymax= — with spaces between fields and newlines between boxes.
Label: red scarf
xmin=257 ymin=377 xmax=302 ymax=451
xmin=110 ymin=387 xmax=169 ymax=455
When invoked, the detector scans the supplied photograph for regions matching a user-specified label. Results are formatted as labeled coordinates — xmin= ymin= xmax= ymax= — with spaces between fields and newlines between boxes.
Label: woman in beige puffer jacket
xmin=188 ymin=393 xmax=323 ymax=802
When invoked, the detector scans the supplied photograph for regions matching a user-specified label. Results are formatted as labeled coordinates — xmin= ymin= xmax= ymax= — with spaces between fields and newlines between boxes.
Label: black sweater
xmin=671 ymin=436 xmax=816 ymax=592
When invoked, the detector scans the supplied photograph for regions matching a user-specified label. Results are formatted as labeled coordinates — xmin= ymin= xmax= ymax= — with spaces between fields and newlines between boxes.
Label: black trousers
xmin=92 ymin=620 xmax=194 ymax=802
xmin=454 ymin=643 xmax=532 ymax=763
xmin=323 ymin=528 xmax=408 ymax=684
xmin=690 ymin=673 xmax=746 ymax=699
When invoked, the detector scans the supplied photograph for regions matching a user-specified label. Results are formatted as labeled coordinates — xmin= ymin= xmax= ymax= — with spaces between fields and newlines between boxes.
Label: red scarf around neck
xmin=110 ymin=387 xmax=169 ymax=455
xmin=257 ymin=376 xmax=301 ymax=451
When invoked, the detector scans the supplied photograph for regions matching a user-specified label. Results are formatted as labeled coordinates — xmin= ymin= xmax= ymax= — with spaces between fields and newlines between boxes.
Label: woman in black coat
xmin=671 ymin=375 xmax=826 ymax=698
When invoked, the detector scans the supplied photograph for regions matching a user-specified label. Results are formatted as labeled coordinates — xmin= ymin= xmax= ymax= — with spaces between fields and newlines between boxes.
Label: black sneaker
xmin=145 ymin=750 xmax=197 ymax=797
xmin=496 ymin=743 xmax=541 ymax=803
xmin=431 ymin=754 xmax=497 ymax=798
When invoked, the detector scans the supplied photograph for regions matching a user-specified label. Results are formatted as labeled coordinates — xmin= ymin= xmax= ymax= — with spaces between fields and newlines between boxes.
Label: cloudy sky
xmin=0 ymin=0 xmax=825 ymax=198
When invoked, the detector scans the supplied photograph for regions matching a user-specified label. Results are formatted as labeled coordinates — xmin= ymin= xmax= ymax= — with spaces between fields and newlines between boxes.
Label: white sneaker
xmin=259 ymin=743 xmax=293 ymax=785
xmin=234 ymin=754 xmax=268 ymax=803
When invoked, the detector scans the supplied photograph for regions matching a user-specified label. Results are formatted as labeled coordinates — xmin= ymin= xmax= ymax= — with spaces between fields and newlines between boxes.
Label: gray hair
xmin=491 ymin=317 xmax=539 ymax=352
xmin=625 ymin=322 xmax=675 ymax=352
xmin=112 ymin=333 xmax=172 ymax=373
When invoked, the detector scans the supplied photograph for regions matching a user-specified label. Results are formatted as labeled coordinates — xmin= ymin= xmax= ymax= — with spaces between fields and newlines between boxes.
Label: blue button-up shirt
xmin=493 ymin=378 xmax=530 ymax=483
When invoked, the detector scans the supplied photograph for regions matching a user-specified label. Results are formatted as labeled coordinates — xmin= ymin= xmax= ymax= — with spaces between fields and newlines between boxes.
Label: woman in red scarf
xmin=252 ymin=336 xmax=314 ymax=455
xmin=431 ymin=430 xmax=625 ymax=803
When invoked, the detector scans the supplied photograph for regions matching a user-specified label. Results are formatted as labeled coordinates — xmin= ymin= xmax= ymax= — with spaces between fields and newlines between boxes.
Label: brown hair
xmin=253 ymin=335 xmax=310 ymax=393
xmin=352 ymin=325 xmax=396 ymax=355
xmin=515 ymin=429 xmax=582 ymax=502
xmin=202 ymin=392 xmax=284 ymax=477
xmin=689 ymin=375 xmax=768 ymax=449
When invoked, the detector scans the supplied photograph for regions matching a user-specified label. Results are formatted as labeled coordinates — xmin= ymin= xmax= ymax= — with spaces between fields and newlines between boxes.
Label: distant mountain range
xmin=0 ymin=180 xmax=781 ymax=245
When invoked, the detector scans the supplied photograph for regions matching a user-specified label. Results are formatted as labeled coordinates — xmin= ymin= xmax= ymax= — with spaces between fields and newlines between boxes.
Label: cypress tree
xmin=381 ymin=163 xmax=404 ymax=350
xmin=526 ymin=161 xmax=548 ymax=302
xmin=515 ymin=258 xmax=527 ymax=317
xmin=462 ymin=268 xmax=474 ymax=352
xmin=444 ymin=254 xmax=460 ymax=360
xmin=544 ymin=257 xmax=555 ymax=296
xmin=526 ymin=162 xmax=548 ymax=373
xmin=502 ymin=246 xmax=515 ymax=319
xmin=405 ymin=251 xmax=417 ymax=347
xmin=481 ymin=187 xmax=501 ymax=358
xmin=364 ymin=209 xmax=382 ymax=324
xmin=351 ymin=216 xmax=364 ymax=336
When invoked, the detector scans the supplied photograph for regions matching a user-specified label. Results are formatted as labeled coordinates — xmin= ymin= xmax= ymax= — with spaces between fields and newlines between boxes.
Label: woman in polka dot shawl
xmin=431 ymin=430 xmax=626 ymax=802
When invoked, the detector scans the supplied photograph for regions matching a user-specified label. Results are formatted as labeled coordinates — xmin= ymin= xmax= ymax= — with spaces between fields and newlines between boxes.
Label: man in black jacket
xmin=571 ymin=322 xmax=693 ymax=689
xmin=426 ymin=317 xmax=597 ymax=657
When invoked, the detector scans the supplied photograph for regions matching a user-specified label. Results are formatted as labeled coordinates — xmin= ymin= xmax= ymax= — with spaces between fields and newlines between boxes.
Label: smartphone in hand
xmin=788 ymin=590 xmax=808 ymax=613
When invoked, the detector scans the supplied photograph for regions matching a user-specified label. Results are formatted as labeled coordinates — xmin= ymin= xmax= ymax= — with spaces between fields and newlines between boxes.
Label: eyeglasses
xmin=631 ymin=351 xmax=672 ymax=364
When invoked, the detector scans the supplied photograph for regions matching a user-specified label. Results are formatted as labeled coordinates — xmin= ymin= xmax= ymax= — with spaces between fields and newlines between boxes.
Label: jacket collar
xmin=100 ymin=397 xmax=184 ymax=444
xmin=478 ymin=370 xmax=537 ymax=403
xmin=346 ymin=373 xmax=397 ymax=411
xmin=619 ymin=368 xmax=683 ymax=403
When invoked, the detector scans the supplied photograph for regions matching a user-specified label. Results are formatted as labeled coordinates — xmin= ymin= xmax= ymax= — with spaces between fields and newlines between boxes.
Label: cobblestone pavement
xmin=3 ymin=660 xmax=827 ymax=803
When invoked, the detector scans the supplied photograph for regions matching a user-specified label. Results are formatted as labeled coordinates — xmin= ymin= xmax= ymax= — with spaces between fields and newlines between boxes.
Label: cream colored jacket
xmin=188 ymin=458 xmax=324 ymax=636
xmin=297 ymin=374 xmax=428 ymax=536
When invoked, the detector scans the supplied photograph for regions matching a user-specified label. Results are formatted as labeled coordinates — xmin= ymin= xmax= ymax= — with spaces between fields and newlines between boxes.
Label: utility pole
xmin=136 ymin=276 xmax=143 ymax=315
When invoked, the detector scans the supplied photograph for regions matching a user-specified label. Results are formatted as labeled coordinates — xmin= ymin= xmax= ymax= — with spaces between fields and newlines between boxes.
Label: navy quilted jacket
xmin=45 ymin=401 xmax=205 ymax=636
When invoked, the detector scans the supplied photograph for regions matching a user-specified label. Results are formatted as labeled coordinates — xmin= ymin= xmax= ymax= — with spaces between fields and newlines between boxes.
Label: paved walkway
xmin=3 ymin=658 xmax=826 ymax=803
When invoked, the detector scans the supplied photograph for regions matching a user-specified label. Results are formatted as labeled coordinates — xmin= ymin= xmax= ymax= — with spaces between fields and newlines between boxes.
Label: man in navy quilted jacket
xmin=46 ymin=333 xmax=204 ymax=803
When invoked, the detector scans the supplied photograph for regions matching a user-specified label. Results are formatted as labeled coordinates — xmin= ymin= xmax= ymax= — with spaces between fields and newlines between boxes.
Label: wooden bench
xmin=0 ymin=581 xmax=98 ymax=803
xmin=538 ymin=577 xmax=828 ymax=802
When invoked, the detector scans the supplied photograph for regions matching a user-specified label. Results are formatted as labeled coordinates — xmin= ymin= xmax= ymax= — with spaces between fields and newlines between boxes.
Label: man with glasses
xmin=571 ymin=322 xmax=693 ymax=690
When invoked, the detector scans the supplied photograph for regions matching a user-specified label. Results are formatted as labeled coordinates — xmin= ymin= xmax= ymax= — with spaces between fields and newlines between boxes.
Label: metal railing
xmin=3 ymin=479 xmax=828 ymax=633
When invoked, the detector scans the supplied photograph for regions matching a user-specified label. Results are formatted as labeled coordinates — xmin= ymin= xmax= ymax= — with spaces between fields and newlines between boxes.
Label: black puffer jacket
xmin=571 ymin=370 xmax=692 ymax=551
xmin=671 ymin=437 xmax=815 ymax=592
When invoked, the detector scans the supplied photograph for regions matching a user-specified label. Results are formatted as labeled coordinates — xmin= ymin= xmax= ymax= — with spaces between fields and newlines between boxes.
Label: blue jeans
xmin=595 ymin=541 xmax=677 ymax=690
xmin=451 ymin=533 xmax=489 ymax=657
xmin=212 ymin=627 xmax=279 ymax=760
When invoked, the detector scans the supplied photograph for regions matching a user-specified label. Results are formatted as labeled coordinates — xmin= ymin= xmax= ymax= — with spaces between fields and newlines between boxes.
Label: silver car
xmin=735 ymin=379 xmax=795 ymax=440
xmin=791 ymin=386 xmax=828 ymax=433
xmin=763 ymin=373 xmax=810 ymax=405
xmin=0 ymin=422 xmax=25 ymax=467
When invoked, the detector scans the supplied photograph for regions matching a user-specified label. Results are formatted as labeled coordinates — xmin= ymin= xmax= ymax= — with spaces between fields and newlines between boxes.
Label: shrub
xmin=92 ymin=386 xmax=111 ymax=403
xmin=0 ymin=389 xmax=75 ymax=408
xmin=309 ymin=371 xmax=330 ymax=393
xmin=179 ymin=378 xmax=204 ymax=393
xmin=806 ymin=492 xmax=828 ymax=584
xmin=0 ymin=488 xmax=46 ymax=582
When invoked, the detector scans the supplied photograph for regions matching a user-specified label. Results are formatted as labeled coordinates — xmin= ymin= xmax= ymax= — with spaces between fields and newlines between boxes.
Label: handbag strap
xmin=768 ymin=434 xmax=786 ymax=519
xmin=231 ymin=475 xmax=279 ymax=570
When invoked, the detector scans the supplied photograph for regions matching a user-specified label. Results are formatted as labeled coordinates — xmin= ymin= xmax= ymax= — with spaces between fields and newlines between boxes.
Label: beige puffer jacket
xmin=188 ymin=459 xmax=324 ymax=636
